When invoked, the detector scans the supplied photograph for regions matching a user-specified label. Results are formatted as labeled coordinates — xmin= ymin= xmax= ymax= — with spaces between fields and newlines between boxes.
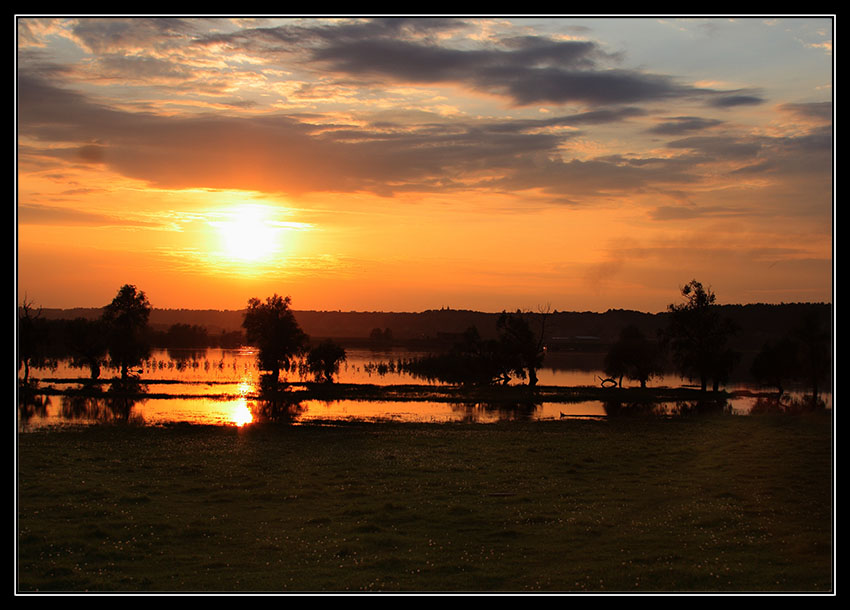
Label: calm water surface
xmin=18 ymin=348 xmax=831 ymax=431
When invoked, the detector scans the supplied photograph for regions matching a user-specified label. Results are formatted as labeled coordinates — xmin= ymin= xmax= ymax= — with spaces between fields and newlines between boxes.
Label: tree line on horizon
xmin=18 ymin=281 xmax=832 ymax=404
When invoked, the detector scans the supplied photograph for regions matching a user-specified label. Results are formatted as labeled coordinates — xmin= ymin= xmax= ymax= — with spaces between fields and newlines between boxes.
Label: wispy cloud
xmin=17 ymin=203 xmax=163 ymax=228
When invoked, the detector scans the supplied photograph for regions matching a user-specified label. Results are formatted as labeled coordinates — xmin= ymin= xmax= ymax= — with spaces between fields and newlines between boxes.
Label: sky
xmin=15 ymin=15 xmax=834 ymax=314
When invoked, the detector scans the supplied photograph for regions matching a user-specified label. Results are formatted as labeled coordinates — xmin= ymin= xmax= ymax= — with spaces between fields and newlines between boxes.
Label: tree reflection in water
xmin=18 ymin=381 xmax=49 ymax=424
xmin=59 ymin=377 xmax=148 ymax=424
xmin=603 ymin=398 xmax=732 ymax=417
xmin=247 ymin=373 xmax=306 ymax=423
xmin=449 ymin=400 xmax=540 ymax=422
xmin=603 ymin=400 xmax=666 ymax=417
xmin=749 ymin=394 xmax=828 ymax=415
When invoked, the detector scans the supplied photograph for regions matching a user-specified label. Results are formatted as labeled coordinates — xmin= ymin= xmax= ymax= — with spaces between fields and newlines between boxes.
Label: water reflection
xmin=449 ymin=400 xmax=540 ymax=422
xmin=231 ymin=399 xmax=253 ymax=427
xmin=17 ymin=347 xmax=832 ymax=430
xmin=18 ymin=381 xmax=49 ymax=424
xmin=602 ymin=398 xmax=733 ymax=417
xmin=749 ymin=394 xmax=829 ymax=415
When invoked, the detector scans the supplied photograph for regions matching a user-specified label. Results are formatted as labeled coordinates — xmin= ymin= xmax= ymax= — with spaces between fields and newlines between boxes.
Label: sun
xmin=214 ymin=205 xmax=281 ymax=262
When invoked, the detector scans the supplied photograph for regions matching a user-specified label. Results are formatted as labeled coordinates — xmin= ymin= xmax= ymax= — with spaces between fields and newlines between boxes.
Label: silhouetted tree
xmin=402 ymin=326 xmax=512 ymax=386
xmin=750 ymin=337 xmax=799 ymax=396
xmin=369 ymin=327 xmax=394 ymax=345
xmin=101 ymin=284 xmax=152 ymax=380
xmin=792 ymin=310 xmax=831 ymax=404
xmin=497 ymin=308 xmax=548 ymax=387
xmin=66 ymin=317 xmax=108 ymax=379
xmin=663 ymin=280 xmax=739 ymax=392
xmin=163 ymin=323 xmax=209 ymax=348
xmin=242 ymin=294 xmax=308 ymax=383
xmin=18 ymin=298 xmax=48 ymax=384
xmin=604 ymin=324 xmax=665 ymax=388
xmin=307 ymin=339 xmax=347 ymax=383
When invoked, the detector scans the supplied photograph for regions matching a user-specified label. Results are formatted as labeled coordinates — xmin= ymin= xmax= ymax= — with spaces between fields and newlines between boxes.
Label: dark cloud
xmin=648 ymin=116 xmax=724 ymax=135
xmin=17 ymin=73 xmax=674 ymax=199
xmin=309 ymin=35 xmax=703 ymax=107
xmin=707 ymin=93 xmax=765 ymax=108
xmin=779 ymin=101 xmax=832 ymax=123
xmin=76 ymin=144 xmax=106 ymax=163
xmin=492 ymin=155 xmax=701 ymax=200
xmin=195 ymin=18 xmax=729 ymax=108
xmin=665 ymin=135 xmax=764 ymax=161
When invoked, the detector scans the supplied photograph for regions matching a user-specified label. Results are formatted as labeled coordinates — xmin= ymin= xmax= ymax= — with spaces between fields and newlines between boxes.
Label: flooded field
xmin=17 ymin=347 xmax=831 ymax=431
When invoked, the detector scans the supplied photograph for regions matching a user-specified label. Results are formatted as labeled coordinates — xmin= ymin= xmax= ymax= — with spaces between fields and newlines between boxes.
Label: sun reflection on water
xmin=231 ymin=399 xmax=253 ymax=427
xmin=230 ymin=377 xmax=256 ymax=426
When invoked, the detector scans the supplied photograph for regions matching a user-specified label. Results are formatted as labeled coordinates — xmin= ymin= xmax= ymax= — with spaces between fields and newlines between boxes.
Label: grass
xmin=16 ymin=413 xmax=833 ymax=593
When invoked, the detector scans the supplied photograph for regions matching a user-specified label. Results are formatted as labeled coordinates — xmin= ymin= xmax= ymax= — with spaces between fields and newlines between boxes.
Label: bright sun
xmin=215 ymin=205 xmax=280 ymax=262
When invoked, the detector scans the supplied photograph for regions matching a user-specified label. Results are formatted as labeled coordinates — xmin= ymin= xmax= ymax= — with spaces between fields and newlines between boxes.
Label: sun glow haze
xmin=212 ymin=205 xmax=284 ymax=262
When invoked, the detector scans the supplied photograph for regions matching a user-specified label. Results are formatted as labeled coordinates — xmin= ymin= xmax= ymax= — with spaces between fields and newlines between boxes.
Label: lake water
xmin=17 ymin=347 xmax=832 ymax=431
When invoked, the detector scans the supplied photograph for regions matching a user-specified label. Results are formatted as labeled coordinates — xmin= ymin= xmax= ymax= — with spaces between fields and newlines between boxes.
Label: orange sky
xmin=16 ymin=16 xmax=834 ymax=313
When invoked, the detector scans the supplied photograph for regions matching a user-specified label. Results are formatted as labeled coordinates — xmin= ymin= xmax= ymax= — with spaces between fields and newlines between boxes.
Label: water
xmin=17 ymin=348 xmax=831 ymax=431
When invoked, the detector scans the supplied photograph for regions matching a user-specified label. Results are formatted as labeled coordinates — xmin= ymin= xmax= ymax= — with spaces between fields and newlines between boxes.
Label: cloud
xmin=196 ymin=18 xmax=755 ymax=109
xmin=779 ymin=101 xmax=832 ymax=123
xmin=649 ymin=204 xmax=750 ymax=220
xmin=707 ymin=93 xmax=765 ymax=108
xmin=69 ymin=17 xmax=200 ymax=53
xmin=91 ymin=55 xmax=195 ymax=82
xmin=15 ymin=74 xmax=665 ymax=199
xmin=665 ymin=135 xmax=764 ymax=161
xmin=15 ymin=18 xmax=832 ymax=215
xmin=308 ymin=35 xmax=706 ymax=107
xmin=17 ymin=203 xmax=161 ymax=228
xmin=647 ymin=116 xmax=724 ymax=135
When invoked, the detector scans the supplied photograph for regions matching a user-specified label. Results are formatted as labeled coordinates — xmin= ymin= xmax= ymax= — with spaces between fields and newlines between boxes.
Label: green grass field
xmin=16 ymin=414 xmax=833 ymax=593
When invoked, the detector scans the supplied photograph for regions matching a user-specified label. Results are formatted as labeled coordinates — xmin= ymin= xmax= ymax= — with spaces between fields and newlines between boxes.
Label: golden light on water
xmin=231 ymin=399 xmax=253 ymax=427
xmin=230 ymin=378 xmax=256 ymax=426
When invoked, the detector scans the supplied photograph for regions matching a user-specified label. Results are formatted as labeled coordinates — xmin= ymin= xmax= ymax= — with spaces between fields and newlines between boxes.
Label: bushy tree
xmin=497 ymin=309 xmax=547 ymax=387
xmin=102 ymin=284 xmax=152 ymax=380
xmin=663 ymin=280 xmax=739 ymax=392
xmin=242 ymin=294 xmax=308 ymax=382
xmin=307 ymin=339 xmax=347 ymax=383
xmin=604 ymin=325 xmax=665 ymax=388
xmin=403 ymin=326 xmax=512 ymax=386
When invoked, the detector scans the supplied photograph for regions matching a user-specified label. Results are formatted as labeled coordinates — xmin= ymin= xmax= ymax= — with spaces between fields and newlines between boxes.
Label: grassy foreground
xmin=17 ymin=414 xmax=833 ymax=593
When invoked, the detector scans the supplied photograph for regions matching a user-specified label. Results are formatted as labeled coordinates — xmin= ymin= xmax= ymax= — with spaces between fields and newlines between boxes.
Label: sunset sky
xmin=16 ymin=16 xmax=834 ymax=314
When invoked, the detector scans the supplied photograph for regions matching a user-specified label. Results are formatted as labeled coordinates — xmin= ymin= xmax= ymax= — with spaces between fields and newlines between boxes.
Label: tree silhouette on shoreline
xmin=18 ymin=297 xmax=47 ymax=385
xmin=497 ymin=308 xmax=549 ymax=387
xmin=242 ymin=294 xmax=308 ymax=384
xmin=307 ymin=339 xmax=347 ymax=383
xmin=604 ymin=324 xmax=665 ymax=388
xmin=102 ymin=285 xmax=152 ymax=381
xmin=663 ymin=280 xmax=739 ymax=392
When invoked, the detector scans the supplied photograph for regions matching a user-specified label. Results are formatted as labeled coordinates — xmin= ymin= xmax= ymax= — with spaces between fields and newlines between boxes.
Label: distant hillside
xmin=37 ymin=303 xmax=832 ymax=352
